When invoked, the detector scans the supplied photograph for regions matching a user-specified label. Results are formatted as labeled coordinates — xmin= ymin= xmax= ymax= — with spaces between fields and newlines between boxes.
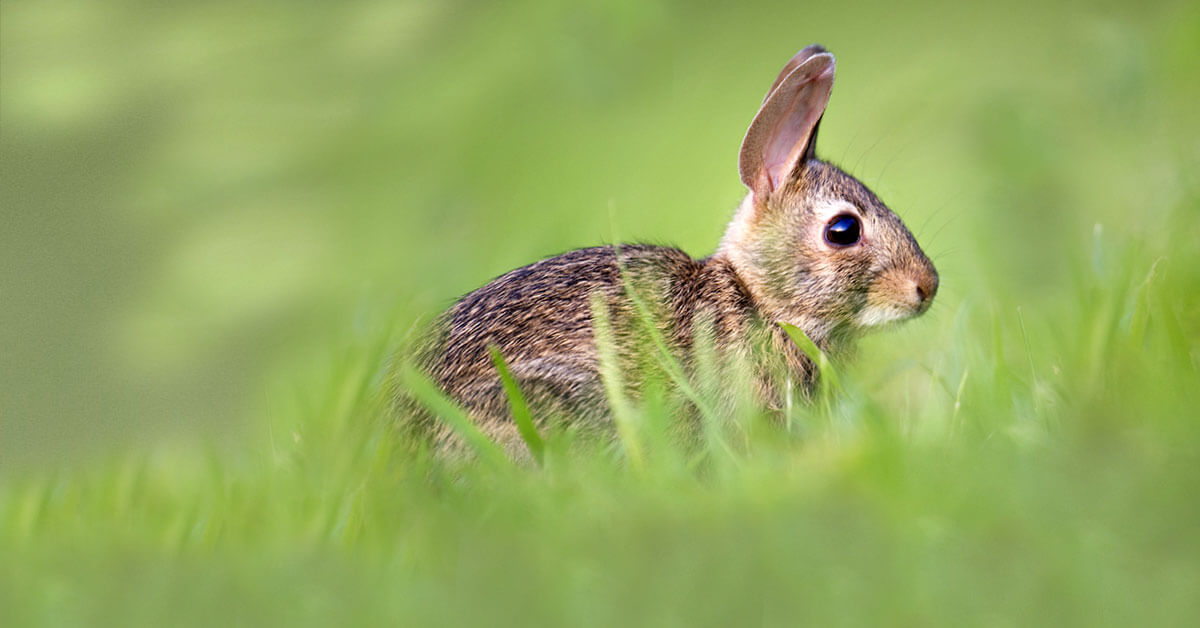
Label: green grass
xmin=4 ymin=209 xmax=1198 ymax=625
xmin=4 ymin=1 xmax=1200 ymax=626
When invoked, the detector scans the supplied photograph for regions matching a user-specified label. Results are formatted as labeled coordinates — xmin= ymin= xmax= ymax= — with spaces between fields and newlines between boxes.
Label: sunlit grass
xmin=3 ymin=199 xmax=1198 ymax=625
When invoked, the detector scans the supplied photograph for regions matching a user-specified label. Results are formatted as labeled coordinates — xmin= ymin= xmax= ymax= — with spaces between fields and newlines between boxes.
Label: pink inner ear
xmin=739 ymin=57 xmax=834 ymax=200
xmin=762 ymin=64 xmax=834 ymax=191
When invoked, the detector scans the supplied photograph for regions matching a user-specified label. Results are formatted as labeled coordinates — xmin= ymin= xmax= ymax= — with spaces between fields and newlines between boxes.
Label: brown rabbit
xmin=404 ymin=45 xmax=938 ymax=451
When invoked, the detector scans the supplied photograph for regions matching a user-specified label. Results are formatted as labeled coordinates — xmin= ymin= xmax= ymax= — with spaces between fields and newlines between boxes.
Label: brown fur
xmin=396 ymin=46 xmax=938 ymax=453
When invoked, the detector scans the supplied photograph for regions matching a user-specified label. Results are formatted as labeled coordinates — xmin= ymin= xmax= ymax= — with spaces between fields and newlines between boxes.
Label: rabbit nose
xmin=915 ymin=272 xmax=938 ymax=309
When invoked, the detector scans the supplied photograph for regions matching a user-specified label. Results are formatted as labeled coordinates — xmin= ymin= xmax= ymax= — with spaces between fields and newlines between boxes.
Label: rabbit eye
xmin=824 ymin=214 xmax=861 ymax=247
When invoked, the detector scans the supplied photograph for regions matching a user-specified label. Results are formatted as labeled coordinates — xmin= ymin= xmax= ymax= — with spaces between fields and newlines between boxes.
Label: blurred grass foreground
xmin=2 ymin=0 xmax=1199 ymax=626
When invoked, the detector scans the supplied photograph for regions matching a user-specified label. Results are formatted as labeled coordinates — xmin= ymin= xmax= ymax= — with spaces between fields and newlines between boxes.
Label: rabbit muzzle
xmin=856 ymin=262 xmax=939 ymax=328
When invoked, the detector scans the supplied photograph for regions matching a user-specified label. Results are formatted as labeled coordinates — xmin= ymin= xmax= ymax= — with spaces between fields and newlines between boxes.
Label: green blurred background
xmin=4 ymin=2 xmax=1200 ymax=625
xmin=3 ymin=0 xmax=1197 ymax=467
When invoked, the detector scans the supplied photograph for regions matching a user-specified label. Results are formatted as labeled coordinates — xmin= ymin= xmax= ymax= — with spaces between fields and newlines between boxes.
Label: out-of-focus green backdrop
xmin=2 ymin=0 xmax=1196 ymax=466
xmin=4 ymin=2 xmax=1200 ymax=626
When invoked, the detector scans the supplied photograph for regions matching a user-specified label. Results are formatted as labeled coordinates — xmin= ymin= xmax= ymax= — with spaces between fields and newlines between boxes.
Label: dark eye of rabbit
xmin=824 ymin=214 xmax=861 ymax=247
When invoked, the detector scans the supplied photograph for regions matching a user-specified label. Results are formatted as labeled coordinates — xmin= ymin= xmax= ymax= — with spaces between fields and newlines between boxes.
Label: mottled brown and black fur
xmin=404 ymin=244 xmax=810 ymax=451
xmin=397 ymin=46 xmax=939 ymax=453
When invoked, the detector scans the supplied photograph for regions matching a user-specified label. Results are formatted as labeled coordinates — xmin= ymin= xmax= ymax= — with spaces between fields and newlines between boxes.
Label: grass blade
xmin=778 ymin=321 xmax=842 ymax=399
xmin=396 ymin=363 xmax=511 ymax=469
xmin=1126 ymin=257 xmax=1161 ymax=348
xmin=590 ymin=293 xmax=644 ymax=470
xmin=488 ymin=345 xmax=545 ymax=465
xmin=610 ymin=244 xmax=721 ymax=425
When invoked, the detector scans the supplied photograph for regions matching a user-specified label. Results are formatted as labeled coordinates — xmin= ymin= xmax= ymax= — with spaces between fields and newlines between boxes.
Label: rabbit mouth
xmin=855 ymin=304 xmax=915 ymax=328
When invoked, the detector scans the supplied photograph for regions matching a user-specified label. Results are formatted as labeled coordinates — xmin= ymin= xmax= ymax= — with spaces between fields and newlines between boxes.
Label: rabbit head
xmin=717 ymin=45 xmax=938 ymax=349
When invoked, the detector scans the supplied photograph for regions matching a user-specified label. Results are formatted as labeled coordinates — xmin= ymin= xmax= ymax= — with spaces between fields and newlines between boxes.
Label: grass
xmin=4 ymin=0 xmax=1200 ymax=625
xmin=3 ymin=201 xmax=1199 ymax=625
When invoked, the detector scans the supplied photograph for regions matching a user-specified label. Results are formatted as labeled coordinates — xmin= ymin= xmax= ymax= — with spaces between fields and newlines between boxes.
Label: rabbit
xmin=401 ymin=45 xmax=938 ymax=453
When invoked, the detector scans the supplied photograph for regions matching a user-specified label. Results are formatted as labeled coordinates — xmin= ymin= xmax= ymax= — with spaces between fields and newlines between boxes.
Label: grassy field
xmin=3 ymin=1 xmax=1199 ymax=625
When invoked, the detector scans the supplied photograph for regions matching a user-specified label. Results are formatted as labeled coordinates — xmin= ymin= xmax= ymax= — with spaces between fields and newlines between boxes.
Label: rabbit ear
xmin=739 ymin=49 xmax=835 ymax=202
xmin=760 ymin=45 xmax=829 ymax=105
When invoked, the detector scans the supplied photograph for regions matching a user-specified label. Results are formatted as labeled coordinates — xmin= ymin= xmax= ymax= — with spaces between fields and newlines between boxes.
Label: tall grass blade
xmin=396 ymin=363 xmax=511 ymax=469
xmin=610 ymin=245 xmax=720 ymax=425
xmin=1126 ymin=258 xmax=1160 ymax=348
xmin=779 ymin=322 xmax=843 ymax=400
xmin=589 ymin=293 xmax=644 ymax=470
xmin=488 ymin=345 xmax=545 ymax=465
xmin=690 ymin=314 xmax=741 ymax=470
xmin=1015 ymin=306 xmax=1040 ymax=413
xmin=952 ymin=367 xmax=969 ymax=432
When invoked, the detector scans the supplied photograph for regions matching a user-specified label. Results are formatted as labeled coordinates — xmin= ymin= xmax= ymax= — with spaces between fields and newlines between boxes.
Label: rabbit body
xmin=414 ymin=244 xmax=804 ymax=448
xmin=405 ymin=46 xmax=938 ymax=450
